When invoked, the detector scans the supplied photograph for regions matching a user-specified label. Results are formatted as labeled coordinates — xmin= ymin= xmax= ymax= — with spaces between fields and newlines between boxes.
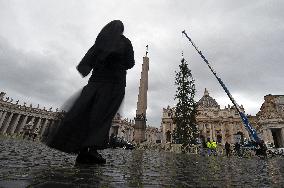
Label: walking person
xmin=201 ymin=137 xmax=207 ymax=156
xmin=211 ymin=140 xmax=217 ymax=156
xmin=206 ymin=138 xmax=211 ymax=156
xmin=234 ymin=142 xmax=242 ymax=157
xmin=255 ymin=140 xmax=268 ymax=158
xmin=225 ymin=141 xmax=231 ymax=157
xmin=44 ymin=20 xmax=135 ymax=164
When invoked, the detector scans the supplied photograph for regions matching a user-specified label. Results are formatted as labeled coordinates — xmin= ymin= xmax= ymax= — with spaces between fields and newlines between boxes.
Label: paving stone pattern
xmin=0 ymin=138 xmax=284 ymax=187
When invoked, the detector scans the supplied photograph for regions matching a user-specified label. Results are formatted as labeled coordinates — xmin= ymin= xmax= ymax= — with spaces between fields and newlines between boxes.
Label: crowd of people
xmin=204 ymin=139 xmax=218 ymax=156
xmin=201 ymin=138 xmax=268 ymax=158
xmin=21 ymin=122 xmax=40 ymax=141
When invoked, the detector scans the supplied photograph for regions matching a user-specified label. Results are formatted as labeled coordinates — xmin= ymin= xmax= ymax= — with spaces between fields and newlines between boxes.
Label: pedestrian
xmin=256 ymin=140 xmax=268 ymax=158
xmin=234 ymin=142 xmax=242 ymax=157
xmin=23 ymin=121 xmax=33 ymax=139
xmin=109 ymin=133 xmax=116 ymax=148
xmin=206 ymin=138 xmax=211 ymax=156
xmin=32 ymin=128 xmax=39 ymax=141
xmin=44 ymin=20 xmax=135 ymax=164
xmin=211 ymin=140 xmax=217 ymax=156
xmin=200 ymin=137 xmax=207 ymax=156
xmin=225 ymin=141 xmax=231 ymax=157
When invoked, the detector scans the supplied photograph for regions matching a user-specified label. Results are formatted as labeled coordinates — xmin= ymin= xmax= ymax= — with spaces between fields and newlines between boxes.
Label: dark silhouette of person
xmin=109 ymin=133 xmax=117 ymax=148
xmin=234 ymin=142 xmax=242 ymax=157
xmin=44 ymin=20 xmax=135 ymax=164
xmin=255 ymin=140 xmax=267 ymax=158
xmin=225 ymin=141 xmax=231 ymax=157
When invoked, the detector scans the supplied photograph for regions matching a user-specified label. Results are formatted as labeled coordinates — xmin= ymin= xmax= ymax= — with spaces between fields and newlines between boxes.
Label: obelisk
xmin=134 ymin=46 xmax=149 ymax=143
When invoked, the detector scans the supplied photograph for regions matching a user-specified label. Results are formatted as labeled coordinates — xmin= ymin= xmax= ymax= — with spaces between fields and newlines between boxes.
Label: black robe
xmin=44 ymin=35 xmax=135 ymax=154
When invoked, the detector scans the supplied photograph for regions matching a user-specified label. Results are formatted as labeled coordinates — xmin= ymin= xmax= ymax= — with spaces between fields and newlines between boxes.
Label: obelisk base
xmin=134 ymin=117 xmax=146 ymax=143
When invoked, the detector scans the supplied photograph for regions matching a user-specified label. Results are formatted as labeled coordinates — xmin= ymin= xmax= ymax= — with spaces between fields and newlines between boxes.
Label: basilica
xmin=161 ymin=88 xmax=284 ymax=148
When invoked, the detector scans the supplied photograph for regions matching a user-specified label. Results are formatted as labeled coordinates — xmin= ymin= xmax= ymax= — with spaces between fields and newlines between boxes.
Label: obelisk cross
xmin=146 ymin=45 xmax=149 ymax=57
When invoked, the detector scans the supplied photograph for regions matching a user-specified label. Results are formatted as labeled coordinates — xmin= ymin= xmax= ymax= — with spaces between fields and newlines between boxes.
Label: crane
xmin=182 ymin=30 xmax=260 ymax=143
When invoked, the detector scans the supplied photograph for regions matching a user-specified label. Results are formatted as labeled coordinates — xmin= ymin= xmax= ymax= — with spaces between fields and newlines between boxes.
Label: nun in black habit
xmin=44 ymin=20 xmax=135 ymax=164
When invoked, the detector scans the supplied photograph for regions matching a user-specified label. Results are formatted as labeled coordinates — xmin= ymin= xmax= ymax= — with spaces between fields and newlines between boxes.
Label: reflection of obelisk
xmin=134 ymin=46 xmax=149 ymax=143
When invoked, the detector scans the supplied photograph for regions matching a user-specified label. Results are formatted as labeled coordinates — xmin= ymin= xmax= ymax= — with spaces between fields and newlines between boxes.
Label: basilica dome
xmin=197 ymin=88 xmax=220 ymax=109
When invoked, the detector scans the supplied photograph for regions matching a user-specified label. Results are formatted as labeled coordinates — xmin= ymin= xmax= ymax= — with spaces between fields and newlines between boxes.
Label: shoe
xmin=88 ymin=149 xmax=106 ymax=164
xmin=75 ymin=149 xmax=106 ymax=165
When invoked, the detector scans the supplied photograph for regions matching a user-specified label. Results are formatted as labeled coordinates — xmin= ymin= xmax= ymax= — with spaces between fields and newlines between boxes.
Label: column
xmin=29 ymin=117 xmax=35 ymax=128
xmin=34 ymin=118 xmax=42 ymax=131
xmin=1 ymin=113 xmax=14 ymax=134
xmin=229 ymin=122 xmax=234 ymax=143
xmin=40 ymin=119 xmax=49 ymax=136
xmin=221 ymin=123 xmax=225 ymax=145
xmin=14 ymin=114 xmax=23 ymax=134
xmin=203 ymin=123 xmax=206 ymax=137
xmin=211 ymin=123 xmax=215 ymax=141
xmin=17 ymin=115 xmax=28 ymax=134
xmin=262 ymin=128 xmax=269 ymax=142
xmin=281 ymin=128 xmax=284 ymax=147
xmin=45 ymin=120 xmax=56 ymax=137
xmin=9 ymin=114 xmax=21 ymax=134
xmin=209 ymin=123 xmax=213 ymax=141
xmin=0 ymin=111 xmax=7 ymax=129
xmin=267 ymin=129 xmax=274 ymax=144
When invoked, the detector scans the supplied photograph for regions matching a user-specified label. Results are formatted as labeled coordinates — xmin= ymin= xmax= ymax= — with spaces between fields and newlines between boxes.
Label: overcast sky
xmin=1 ymin=0 xmax=284 ymax=127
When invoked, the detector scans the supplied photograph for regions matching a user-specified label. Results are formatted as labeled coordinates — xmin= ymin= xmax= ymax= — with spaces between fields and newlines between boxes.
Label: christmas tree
xmin=173 ymin=57 xmax=198 ymax=146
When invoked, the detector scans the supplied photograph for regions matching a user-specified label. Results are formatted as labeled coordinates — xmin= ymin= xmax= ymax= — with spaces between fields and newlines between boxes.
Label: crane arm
xmin=182 ymin=30 xmax=260 ymax=142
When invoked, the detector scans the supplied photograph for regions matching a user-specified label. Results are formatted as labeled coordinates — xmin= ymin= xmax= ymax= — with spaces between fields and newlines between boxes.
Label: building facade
xmin=4 ymin=88 xmax=282 ymax=147
xmin=109 ymin=113 xmax=135 ymax=142
xmin=161 ymin=89 xmax=267 ymax=145
xmin=257 ymin=95 xmax=284 ymax=147
xmin=0 ymin=92 xmax=63 ymax=138
xmin=109 ymin=113 xmax=161 ymax=144
xmin=0 ymin=91 xmax=160 ymax=144
xmin=145 ymin=126 xmax=161 ymax=144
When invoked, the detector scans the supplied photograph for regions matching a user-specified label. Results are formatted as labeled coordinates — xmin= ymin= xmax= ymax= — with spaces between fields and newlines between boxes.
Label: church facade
xmin=256 ymin=95 xmax=284 ymax=148
xmin=161 ymin=89 xmax=284 ymax=147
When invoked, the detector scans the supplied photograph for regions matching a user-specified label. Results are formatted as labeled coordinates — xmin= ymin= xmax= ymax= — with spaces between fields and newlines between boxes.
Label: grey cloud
xmin=0 ymin=36 xmax=82 ymax=107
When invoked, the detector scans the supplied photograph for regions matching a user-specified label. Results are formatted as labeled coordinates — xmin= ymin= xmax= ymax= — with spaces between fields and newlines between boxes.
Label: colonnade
xmin=0 ymin=91 xmax=62 ymax=139
xmin=109 ymin=115 xmax=136 ymax=143
xmin=0 ymin=109 xmax=60 ymax=137
xmin=0 ymin=91 xmax=138 ymax=143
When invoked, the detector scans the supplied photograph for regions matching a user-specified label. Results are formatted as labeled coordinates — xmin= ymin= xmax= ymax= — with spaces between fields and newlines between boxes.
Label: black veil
xmin=60 ymin=20 xmax=126 ymax=112
xmin=77 ymin=20 xmax=125 ymax=76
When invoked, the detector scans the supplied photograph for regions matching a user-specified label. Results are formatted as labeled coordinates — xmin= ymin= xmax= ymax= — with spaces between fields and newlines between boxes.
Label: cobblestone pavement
xmin=0 ymin=138 xmax=284 ymax=187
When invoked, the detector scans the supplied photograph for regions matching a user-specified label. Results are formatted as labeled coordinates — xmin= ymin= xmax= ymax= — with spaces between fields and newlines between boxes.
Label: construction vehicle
xmin=182 ymin=30 xmax=261 ymax=143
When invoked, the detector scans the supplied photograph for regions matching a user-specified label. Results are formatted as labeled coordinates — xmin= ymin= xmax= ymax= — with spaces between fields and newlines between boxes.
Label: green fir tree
xmin=173 ymin=57 xmax=198 ymax=146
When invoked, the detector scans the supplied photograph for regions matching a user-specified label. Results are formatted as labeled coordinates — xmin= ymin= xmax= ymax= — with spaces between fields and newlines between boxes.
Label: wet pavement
xmin=0 ymin=138 xmax=284 ymax=188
